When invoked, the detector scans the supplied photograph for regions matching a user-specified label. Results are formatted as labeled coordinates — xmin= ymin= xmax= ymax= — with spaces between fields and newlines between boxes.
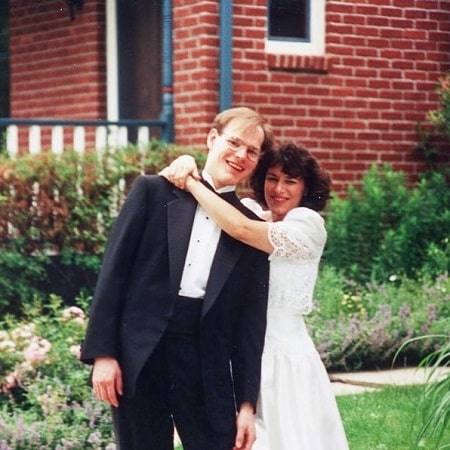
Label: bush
xmin=0 ymin=295 xmax=116 ymax=449
xmin=324 ymin=165 xmax=450 ymax=283
xmin=0 ymin=142 xmax=206 ymax=318
xmin=310 ymin=267 xmax=450 ymax=371
xmin=0 ymin=249 xmax=49 ymax=317
xmin=425 ymin=70 xmax=450 ymax=145
xmin=415 ymin=70 xmax=450 ymax=171
xmin=374 ymin=172 xmax=450 ymax=280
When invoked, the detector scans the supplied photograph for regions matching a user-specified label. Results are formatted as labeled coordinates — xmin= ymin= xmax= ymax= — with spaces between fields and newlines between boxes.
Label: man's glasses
xmin=220 ymin=132 xmax=262 ymax=162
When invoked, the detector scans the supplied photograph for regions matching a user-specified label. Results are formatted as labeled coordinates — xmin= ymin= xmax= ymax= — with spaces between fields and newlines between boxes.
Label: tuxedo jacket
xmin=81 ymin=174 xmax=269 ymax=432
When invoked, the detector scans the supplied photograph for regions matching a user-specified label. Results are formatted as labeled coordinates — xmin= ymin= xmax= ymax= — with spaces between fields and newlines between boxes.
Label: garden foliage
xmin=0 ymin=295 xmax=115 ymax=449
xmin=0 ymin=141 xmax=206 ymax=317
xmin=324 ymin=165 xmax=450 ymax=283
xmin=311 ymin=269 xmax=450 ymax=371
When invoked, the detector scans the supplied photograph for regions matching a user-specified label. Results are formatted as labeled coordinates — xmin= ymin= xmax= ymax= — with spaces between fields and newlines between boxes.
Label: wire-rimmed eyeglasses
xmin=220 ymin=132 xmax=262 ymax=162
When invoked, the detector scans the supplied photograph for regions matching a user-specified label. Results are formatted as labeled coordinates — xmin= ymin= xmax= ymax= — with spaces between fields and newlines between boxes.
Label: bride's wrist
xmin=185 ymin=176 xmax=198 ymax=191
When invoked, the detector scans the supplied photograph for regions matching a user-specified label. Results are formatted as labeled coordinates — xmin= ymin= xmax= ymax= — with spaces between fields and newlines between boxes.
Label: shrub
xmin=415 ymin=70 xmax=450 ymax=171
xmin=0 ymin=295 xmax=116 ymax=449
xmin=311 ymin=268 xmax=450 ymax=371
xmin=324 ymin=165 xmax=409 ymax=282
xmin=0 ymin=142 xmax=206 ymax=317
xmin=0 ymin=249 xmax=49 ymax=317
xmin=374 ymin=171 xmax=450 ymax=280
xmin=426 ymin=71 xmax=450 ymax=141
xmin=0 ymin=141 xmax=206 ymax=256
xmin=324 ymin=165 xmax=450 ymax=283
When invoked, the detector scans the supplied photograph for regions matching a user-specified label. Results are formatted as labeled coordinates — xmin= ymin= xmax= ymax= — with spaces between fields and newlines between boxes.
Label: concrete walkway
xmin=330 ymin=366 xmax=450 ymax=396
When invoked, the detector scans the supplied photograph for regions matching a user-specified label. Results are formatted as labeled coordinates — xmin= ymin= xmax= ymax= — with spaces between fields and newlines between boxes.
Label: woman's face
xmin=264 ymin=166 xmax=306 ymax=221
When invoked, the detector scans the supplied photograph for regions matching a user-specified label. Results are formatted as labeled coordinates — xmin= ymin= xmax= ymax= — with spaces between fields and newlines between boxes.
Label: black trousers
xmin=112 ymin=298 xmax=236 ymax=450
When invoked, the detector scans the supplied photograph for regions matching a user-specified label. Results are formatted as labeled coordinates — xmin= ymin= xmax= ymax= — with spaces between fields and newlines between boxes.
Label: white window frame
xmin=265 ymin=0 xmax=325 ymax=56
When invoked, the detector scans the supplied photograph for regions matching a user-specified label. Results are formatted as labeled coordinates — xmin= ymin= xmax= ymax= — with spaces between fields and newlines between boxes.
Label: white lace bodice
xmin=241 ymin=200 xmax=326 ymax=314
xmin=267 ymin=207 xmax=326 ymax=313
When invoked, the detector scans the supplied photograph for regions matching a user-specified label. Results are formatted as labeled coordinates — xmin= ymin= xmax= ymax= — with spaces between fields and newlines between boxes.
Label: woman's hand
xmin=159 ymin=154 xmax=201 ymax=190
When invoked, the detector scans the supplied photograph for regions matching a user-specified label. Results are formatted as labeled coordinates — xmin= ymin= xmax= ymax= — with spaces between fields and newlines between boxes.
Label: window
xmin=269 ymin=0 xmax=309 ymax=41
xmin=266 ymin=0 xmax=325 ymax=56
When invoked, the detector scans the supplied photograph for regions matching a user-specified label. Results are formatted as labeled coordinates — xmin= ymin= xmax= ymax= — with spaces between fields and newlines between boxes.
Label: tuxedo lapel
xmin=202 ymin=233 xmax=243 ymax=318
xmin=167 ymin=189 xmax=197 ymax=297
xmin=202 ymin=191 xmax=244 ymax=318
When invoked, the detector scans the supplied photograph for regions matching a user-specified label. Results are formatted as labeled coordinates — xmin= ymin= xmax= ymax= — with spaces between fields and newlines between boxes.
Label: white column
xmin=117 ymin=126 xmax=128 ymax=147
xmin=6 ymin=125 xmax=19 ymax=158
xmin=95 ymin=126 xmax=108 ymax=151
xmin=73 ymin=126 xmax=85 ymax=154
xmin=29 ymin=125 xmax=41 ymax=154
xmin=137 ymin=126 xmax=150 ymax=149
xmin=51 ymin=126 xmax=64 ymax=155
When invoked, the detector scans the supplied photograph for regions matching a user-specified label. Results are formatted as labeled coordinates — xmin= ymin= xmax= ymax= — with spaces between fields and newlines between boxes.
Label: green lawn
xmin=175 ymin=384 xmax=449 ymax=450
xmin=337 ymin=384 xmax=450 ymax=450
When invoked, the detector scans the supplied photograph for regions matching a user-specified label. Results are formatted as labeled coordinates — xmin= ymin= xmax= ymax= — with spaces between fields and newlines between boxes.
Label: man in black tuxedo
xmin=80 ymin=107 xmax=272 ymax=450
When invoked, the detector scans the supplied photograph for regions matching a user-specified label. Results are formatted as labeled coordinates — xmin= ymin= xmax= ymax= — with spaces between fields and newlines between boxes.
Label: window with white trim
xmin=266 ymin=0 xmax=325 ymax=56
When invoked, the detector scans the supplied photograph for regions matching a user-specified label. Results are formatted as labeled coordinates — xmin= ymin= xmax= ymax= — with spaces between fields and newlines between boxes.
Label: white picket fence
xmin=0 ymin=119 xmax=168 ymax=157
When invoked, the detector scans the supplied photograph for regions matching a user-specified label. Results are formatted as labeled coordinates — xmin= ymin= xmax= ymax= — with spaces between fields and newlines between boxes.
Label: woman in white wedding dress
xmin=161 ymin=142 xmax=349 ymax=450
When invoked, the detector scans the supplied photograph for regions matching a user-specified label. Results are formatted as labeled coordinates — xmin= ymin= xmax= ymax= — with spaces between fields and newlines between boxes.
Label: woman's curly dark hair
xmin=249 ymin=143 xmax=332 ymax=212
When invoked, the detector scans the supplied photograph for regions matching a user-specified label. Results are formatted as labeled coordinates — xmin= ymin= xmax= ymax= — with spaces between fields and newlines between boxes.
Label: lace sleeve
xmin=268 ymin=207 xmax=326 ymax=261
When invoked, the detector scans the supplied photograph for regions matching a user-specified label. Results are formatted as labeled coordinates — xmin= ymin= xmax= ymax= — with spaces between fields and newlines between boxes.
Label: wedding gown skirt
xmin=253 ymin=308 xmax=349 ymax=450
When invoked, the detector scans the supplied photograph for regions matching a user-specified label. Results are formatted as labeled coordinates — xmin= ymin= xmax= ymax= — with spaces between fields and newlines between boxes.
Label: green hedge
xmin=1 ymin=141 xmax=449 ymax=320
xmin=0 ymin=141 xmax=206 ymax=317
xmin=324 ymin=165 xmax=450 ymax=283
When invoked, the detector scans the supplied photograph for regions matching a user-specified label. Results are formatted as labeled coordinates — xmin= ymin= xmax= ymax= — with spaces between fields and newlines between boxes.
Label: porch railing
xmin=0 ymin=118 xmax=171 ymax=157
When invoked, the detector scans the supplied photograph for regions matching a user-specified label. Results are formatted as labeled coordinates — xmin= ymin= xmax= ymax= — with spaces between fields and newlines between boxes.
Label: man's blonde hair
xmin=211 ymin=107 xmax=274 ymax=153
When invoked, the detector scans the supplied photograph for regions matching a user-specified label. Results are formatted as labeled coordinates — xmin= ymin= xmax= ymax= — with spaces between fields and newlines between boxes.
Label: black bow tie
xmin=201 ymin=178 xmax=236 ymax=202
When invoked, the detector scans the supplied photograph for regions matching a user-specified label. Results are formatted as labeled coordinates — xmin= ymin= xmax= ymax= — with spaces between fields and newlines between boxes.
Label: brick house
xmin=2 ymin=0 xmax=450 ymax=193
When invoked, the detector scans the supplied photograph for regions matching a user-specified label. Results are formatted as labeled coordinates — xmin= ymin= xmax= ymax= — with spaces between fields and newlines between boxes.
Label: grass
xmin=174 ymin=384 xmax=449 ymax=450
xmin=337 ymin=384 xmax=450 ymax=450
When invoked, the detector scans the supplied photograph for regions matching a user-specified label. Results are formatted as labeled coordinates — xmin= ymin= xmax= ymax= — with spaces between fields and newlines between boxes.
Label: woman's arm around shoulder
xmin=186 ymin=177 xmax=274 ymax=254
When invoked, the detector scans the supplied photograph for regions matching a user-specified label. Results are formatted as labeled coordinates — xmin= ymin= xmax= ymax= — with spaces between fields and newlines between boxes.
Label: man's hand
xmin=92 ymin=356 xmax=123 ymax=407
xmin=234 ymin=402 xmax=256 ymax=450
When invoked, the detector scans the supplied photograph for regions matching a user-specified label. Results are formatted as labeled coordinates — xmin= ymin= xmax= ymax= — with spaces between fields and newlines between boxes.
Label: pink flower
xmin=22 ymin=337 xmax=51 ymax=364
xmin=5 ymin=372 xmax=17 ymax=389
xmin=62 ymin=306 xmax=86 ymax=323
xmin=11 ymin=323 xmax=35 ymax=342
xmin=0 ymin=339 xmax=15 ymax=353
xmin=69 ymin=344 xmax=82 ymax=360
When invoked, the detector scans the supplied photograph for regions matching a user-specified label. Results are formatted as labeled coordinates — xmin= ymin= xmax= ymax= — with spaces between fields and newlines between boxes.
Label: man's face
xmin=204 ymin=120 xmax=265 ymax=189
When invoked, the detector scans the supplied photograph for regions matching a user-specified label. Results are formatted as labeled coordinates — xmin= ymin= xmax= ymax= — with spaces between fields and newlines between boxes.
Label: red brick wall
xmin=8 ymin=0 xmax=450 ymax=191
xmin=173 ymin=0 xmax=450 ymax=193
xmin=9 ymin=0 xmax=106 ymax=120
xmin=172 ymin=0 xmax=221 ymax=146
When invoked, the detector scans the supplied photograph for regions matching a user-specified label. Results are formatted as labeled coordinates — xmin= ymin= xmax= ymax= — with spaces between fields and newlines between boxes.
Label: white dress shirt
xmin=178 ymin=171 xmax=235 ymax=299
